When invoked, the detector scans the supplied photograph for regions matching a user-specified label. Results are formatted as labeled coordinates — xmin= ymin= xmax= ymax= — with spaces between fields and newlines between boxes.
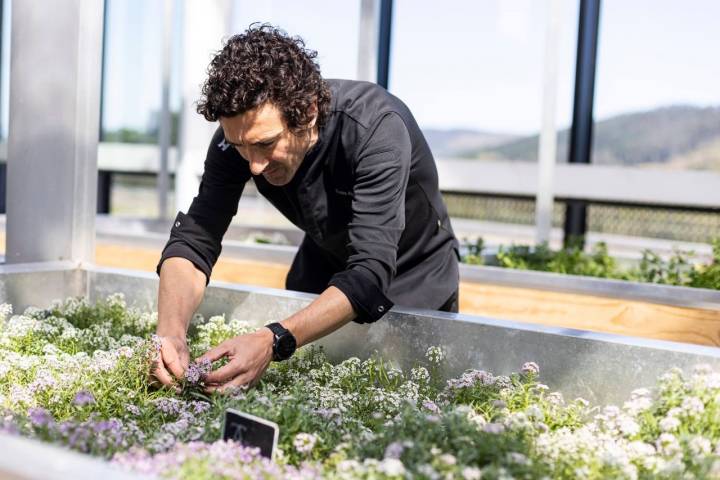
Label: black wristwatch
xmin=265 ymin=322 xmax=297 ymax=361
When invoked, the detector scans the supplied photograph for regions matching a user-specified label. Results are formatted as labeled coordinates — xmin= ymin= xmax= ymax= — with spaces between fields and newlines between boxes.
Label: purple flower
xmin=125 ymin=404 xmax=141 ymax=416
xmin=57 ymin=417 xmax=127 ymax=453
xmin=151 ymin=334 xmax=162 ymax=352
xmin=28 ymin=407 xmax=53 ymax=427
xmin=185 ymin=358 xmax=212 ymax=385
xmin=113 ymin=440 xmax=322 ymax=478
xmin=483 ymin=422 xmax=506 ymax=434
xmin=73 ymin=390 xmax=95 ymax=406
xmin=422 ymin=400 xmax=440 ymax=414
xmin=153 ymin=397 xmax=183 ymax=416
xmin=384 ymin=441 xmax=405 ymax=459
xmin=521 ymin=362 xmax=540 ymax=376
xmin=191 ymin=401 xmax=211 ymax=415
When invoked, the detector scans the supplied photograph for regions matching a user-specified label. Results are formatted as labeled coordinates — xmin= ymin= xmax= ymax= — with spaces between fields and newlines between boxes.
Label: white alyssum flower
xmin=438 ymin=453 xmax=457 ymax=466
xmin=618 ymin=416 xmax=640 ymax=437
xmin=378 ymin=458 xmax=406 ymax=476
xmin=681 ymin=396 xmax=705 ymax=417
xmin=293 ymin=433 xmax=318 ymax=454
xmin=688 ymin=435 xmax=712 ymax=456
xmin=659 ymin=415 xmax=681 ymax=432
xmin=525 ymin=405 xmax=544 ymax=421
xmin=425 ymin=346 xmax=445 ymax=365
xmin=461 ymin=466 xmax=482 ymax=480
xmin=0 ymin=304 xmax=13 ymax=322
xmin=657 ymin=433 xmax=682 ymax=457
xmin=507 ymin=452 xmax=530 ymax=466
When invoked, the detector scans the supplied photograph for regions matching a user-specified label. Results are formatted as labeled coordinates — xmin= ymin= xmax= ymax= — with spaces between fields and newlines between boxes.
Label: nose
xmin=247 ymin=151 xmax=270 ymax=175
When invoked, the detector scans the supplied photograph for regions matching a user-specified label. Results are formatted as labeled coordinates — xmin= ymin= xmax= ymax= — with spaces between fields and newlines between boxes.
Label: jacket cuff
xmin=328 ymin=267 xmax=394 ymax=324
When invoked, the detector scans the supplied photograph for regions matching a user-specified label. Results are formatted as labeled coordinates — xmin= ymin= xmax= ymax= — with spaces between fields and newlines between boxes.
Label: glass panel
xmin=390 ymin=0 xmax=579 ymax=162
xmin=593 ymin=0 xmax=720 ymax=171
xmin=101 ymin=0 xmax=182 ymax=145
xmin=232 ymin=0 xmax=361 ymax=80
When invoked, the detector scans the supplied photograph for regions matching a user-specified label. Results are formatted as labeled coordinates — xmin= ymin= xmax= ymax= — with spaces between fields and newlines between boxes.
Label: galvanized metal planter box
xmin=2 ymin=261 xmax=719 ymax=479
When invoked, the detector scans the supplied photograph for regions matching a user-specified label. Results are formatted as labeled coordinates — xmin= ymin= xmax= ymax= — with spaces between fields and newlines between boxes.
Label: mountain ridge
xmin=425 ymin=105 xmax=720 ymax=170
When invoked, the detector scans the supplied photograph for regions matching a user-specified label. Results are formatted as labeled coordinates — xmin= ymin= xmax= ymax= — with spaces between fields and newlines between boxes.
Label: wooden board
xmin=459 ymin=282 xmax=720 ymax=347
xmin=95 ymin=243 xmax=289 ymax=289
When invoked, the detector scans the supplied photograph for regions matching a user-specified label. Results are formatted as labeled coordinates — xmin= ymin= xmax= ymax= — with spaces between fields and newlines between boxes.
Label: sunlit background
xmin=1 ymin=0 xmax=718 ymax=253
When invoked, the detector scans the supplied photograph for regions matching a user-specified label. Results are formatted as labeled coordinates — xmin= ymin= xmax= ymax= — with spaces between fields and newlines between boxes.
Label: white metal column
xmin=157 ymin=0 xmax=175 ymax=220
xmin=535 ymin=0 xmax=562 ymax=244
xmin=175 ymin=0 xmax=232 ymax=214
xmin=6 ymin=0 xmax=104 ymax=264
xmin=357 ymin=0 xmax=379 ymax=82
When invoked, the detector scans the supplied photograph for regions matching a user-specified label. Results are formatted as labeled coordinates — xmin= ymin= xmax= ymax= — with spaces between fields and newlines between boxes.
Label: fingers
xmin=206 ymin=372 xmax=253 ymax=393
xmin=205 ymin=363 xmax=269 ymax=393
xmin=151 ymin=357 xmax=180 ymax=392
xmin=161 ymin=342 xmax=186 ymax=380
xmin=204 ymin=361 xmax=242 ymax=384
xmin=196 ymin=343 xmax=229 ymax=364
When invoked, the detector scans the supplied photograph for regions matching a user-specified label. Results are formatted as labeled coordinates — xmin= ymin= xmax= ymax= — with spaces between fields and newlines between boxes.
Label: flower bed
xmin=2 ymin=295 xmax=720 ymax=479
xmin=461 ymin=238 xmax=720 ymax=290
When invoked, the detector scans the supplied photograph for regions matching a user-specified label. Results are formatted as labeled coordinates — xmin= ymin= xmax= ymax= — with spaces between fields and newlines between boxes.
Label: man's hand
xmin=152 ymin=335 xmax=190 ymax=389
xmin=153 ymin=257 xmax=206 ymax=389
xmin=198 ymin=328 xmax=275 ymax=392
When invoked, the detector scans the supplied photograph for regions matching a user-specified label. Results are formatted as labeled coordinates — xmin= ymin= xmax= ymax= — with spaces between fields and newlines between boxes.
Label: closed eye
xmin=257 ymin=139 xmax=277 ymax=148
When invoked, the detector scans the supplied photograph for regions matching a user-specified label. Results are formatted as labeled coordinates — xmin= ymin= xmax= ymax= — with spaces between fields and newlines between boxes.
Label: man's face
xmin=219 ymin=103 xmax=317 ymax=186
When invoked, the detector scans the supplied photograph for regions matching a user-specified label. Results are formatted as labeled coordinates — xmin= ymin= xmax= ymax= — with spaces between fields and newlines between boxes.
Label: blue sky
xmin=28 ymin=0 xmax=720 ymax=138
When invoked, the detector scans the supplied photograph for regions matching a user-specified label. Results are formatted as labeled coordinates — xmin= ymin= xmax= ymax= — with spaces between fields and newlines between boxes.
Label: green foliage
xmin=688 ymin=239 xmax=720 ymax=290
xmin=102 ymin=111 xmax=181 ymax=146
xmin=461 ymin=237 xmax=485 ymax=265
xmin=495 ymin=240 xmax=622 ymax=279
xmin=462 ymin=236 xmax=720 ymax=291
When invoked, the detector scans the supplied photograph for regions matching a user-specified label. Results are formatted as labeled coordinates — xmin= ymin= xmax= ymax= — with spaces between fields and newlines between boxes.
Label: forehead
xmin=220 ymin=103 xmax=285 ymax=141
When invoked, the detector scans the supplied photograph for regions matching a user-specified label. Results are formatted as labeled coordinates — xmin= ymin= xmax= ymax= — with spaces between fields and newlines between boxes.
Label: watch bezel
xmin=274 ymin=333 xmax=297 ymax=361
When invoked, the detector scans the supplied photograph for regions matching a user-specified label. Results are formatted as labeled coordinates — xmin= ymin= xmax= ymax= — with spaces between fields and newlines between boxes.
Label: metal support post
xmin=376 ymin=0 xmax=393 ymax=88
xmin=6 ymin=0 xmax=104 ymax=264
xmin=535 ymin=0 xmax=562 ymax=245
xmin=564 ymin=0 xmax=601 ymax=246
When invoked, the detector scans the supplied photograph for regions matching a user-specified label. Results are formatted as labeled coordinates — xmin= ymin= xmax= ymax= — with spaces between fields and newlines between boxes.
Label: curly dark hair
xmin=196 ymin=24 xmax=331 ymax=132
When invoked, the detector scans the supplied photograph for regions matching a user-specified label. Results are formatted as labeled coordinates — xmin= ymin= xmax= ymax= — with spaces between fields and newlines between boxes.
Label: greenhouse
xmin=1 ymin=1 xmax=720 ymax=479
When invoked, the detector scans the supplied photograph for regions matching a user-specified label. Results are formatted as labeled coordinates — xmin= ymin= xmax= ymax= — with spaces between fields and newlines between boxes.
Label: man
xmin=152 ymin=24 xmax=459 ymax=392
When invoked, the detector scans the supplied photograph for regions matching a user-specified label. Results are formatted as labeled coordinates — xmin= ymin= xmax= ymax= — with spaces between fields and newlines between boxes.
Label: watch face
xmin=275 ymin=333 xmax=297 ymax=360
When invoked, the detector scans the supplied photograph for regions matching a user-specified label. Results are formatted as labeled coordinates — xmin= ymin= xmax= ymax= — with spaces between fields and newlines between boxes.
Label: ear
xmin=305 ymin=102 xmax=319 ymax=129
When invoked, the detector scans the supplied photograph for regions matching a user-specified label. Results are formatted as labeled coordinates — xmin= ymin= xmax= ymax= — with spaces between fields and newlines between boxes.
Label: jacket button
xmin=377 ymin=305 xmax=385 ymax=313
xmin=175 ymin=221 xmax=181 ymax=228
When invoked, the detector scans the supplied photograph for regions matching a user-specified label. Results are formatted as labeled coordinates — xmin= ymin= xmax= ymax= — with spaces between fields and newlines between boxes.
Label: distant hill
xmin=422 ymin=128 xmax=519 ymax=158
xmin=462 ymin=105 xmax=720 ymax=170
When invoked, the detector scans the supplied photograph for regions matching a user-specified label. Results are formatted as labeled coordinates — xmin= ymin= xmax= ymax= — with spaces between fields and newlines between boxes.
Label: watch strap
xmin=266 ymin=322 xmax=288 ymax=337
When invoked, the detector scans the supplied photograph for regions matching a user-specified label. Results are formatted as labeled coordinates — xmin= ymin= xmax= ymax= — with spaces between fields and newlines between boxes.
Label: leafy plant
xmin=461 ymin=237 xmax=485 ymax=265
xmin=462 ymin=236 xmax=720 ymax=291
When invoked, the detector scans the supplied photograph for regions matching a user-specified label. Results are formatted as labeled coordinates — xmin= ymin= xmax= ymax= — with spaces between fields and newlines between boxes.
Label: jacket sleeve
xmin=328 ymin=113 xmax=412 ymax=323
xmin=156 ymin=127 xmax=250 ymax=283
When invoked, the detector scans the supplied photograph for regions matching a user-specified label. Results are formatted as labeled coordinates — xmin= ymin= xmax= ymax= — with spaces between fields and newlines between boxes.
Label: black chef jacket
xmin=157 ymin=79 xmax=459 ymax=323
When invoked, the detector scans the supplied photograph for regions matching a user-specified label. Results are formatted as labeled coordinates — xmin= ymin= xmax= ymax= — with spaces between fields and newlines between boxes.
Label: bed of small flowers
xmin=2 ymin=296 xmax=720 ymax=479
